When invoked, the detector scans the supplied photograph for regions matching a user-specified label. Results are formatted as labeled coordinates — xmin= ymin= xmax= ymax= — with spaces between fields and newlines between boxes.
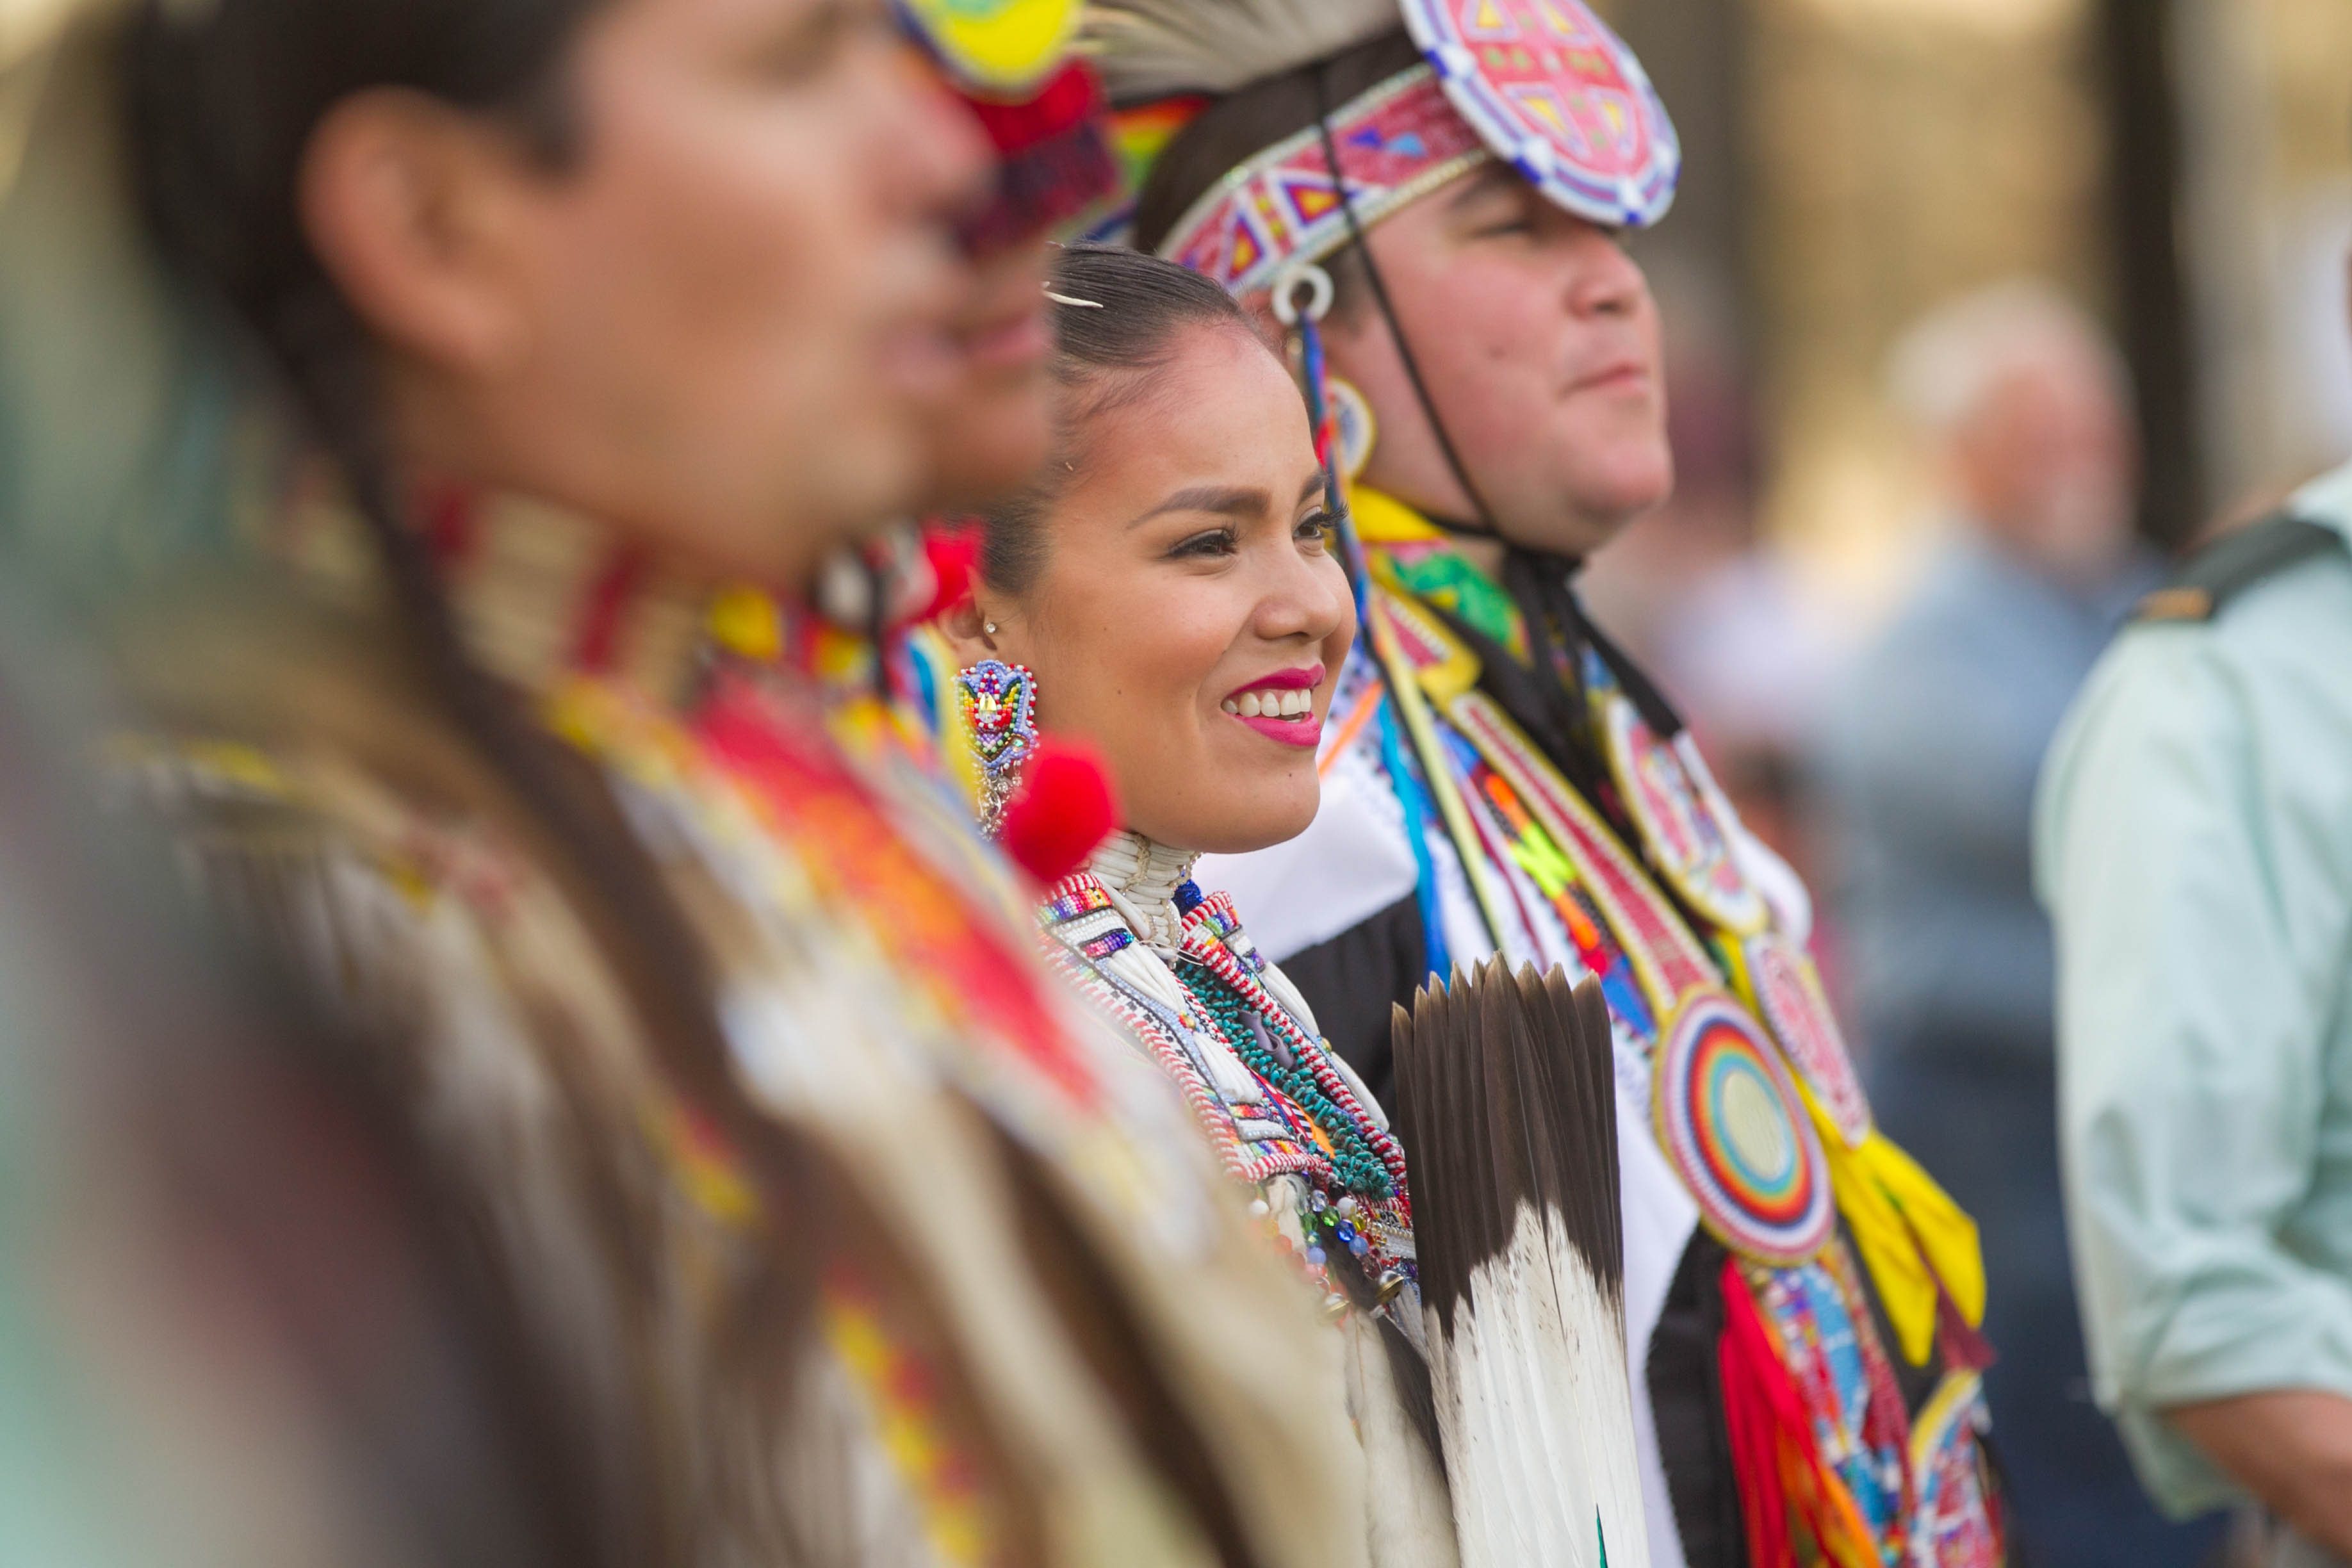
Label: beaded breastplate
xmin=1040 ymin=870 xmax=1417 ymax=1315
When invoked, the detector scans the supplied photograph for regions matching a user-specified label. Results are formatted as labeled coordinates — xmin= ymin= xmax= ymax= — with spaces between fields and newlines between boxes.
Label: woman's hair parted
xmin=977 ymin=245 xmax=1280 ymax=596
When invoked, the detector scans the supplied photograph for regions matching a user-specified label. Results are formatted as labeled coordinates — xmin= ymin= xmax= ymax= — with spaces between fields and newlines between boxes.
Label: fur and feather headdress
xmin=1079 ymin=0 xmax=1398 ymax=104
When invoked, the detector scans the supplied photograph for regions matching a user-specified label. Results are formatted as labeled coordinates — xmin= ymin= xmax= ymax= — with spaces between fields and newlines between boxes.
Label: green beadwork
xmin=1180 ymin=961 xmax=1394 ymax=1201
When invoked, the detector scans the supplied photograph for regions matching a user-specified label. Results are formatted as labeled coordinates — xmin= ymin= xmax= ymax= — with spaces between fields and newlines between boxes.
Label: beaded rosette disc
xmin=895 ymin=0 xmax=1079 ymax=96
xmin=1738 ymin=931 xmax=1872 ymax=1148
xmin=1598 ymin=690 xmax=1769 ymax=936
xmin=1653 ymin=990 xmax=1833 ymax=1266
xmin=1398 ymin=0 xmax=1679 ymax=229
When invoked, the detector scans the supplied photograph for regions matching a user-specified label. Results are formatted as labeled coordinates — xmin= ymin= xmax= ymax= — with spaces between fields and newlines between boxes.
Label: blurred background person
xmin=2039 ymin=254 xmax=2352 ymax=1567
xmin=1811 ymin=281 xmax=2210 ymax=1567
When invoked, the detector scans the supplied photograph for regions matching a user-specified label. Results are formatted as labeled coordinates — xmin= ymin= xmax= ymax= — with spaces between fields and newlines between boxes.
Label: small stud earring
xmin=984 ymin=620 xmax=999 ymax=635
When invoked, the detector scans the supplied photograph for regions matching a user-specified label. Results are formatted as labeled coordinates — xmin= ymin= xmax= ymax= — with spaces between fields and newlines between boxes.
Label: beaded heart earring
xmin=954 ymin=658 xmax=1038 ymax=837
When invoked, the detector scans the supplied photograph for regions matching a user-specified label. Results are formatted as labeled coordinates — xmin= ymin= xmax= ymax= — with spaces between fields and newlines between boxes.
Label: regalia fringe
xmin=1391 ymin=962 xmax=1649 ymax=1568
xmin=1079 ymin=0 xmax=1399 ymax=102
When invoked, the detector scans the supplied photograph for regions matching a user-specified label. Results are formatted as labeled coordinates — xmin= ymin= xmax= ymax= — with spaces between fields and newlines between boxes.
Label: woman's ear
xmin=935 ymin=592 xmax=998 ymax=668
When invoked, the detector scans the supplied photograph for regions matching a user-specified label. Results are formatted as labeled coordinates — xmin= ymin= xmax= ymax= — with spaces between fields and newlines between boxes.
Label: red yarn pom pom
xmin=918 ymin=526 xmax=978 ymax=625
xmin=999 ymin=737 xmax=1117 ymax=886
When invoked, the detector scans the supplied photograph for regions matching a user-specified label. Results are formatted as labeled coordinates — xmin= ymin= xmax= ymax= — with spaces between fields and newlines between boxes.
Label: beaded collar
xmin=1086 ymin=829 xmax=1200 ymax=951
xmin=266 ymin=471 xmax=720 ymax=713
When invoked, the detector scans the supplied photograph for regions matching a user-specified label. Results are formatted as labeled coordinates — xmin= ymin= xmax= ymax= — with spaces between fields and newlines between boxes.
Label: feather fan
xmin=1391 ymin=962 xmax=1649 ymax=1567
xmin=1078 ymin=0 xmax=1400 ymax=103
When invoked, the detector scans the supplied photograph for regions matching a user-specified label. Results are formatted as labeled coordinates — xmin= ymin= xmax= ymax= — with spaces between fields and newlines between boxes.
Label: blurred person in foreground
xmin=1813 ymin=282 xmax=2194 ymax=1565
xmin=0 ymin=1 xmax=1364 ymax=1564
xmin=2037 ymin=247 xmax=2352 ymax=1564
xmin=0 ymin=585 xmax=578 ymax=1568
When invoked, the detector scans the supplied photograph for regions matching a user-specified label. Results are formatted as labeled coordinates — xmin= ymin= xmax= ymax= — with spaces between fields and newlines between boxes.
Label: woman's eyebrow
xmin=1125 ymin=485 xmax=1270 ymax=528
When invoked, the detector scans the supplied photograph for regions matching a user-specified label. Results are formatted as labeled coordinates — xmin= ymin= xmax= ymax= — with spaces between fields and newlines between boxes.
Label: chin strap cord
xmin=1309 ymin=63 xmax=1500 ymax=541
xmin=1505 ymin=546 xmax=1686 ymax=740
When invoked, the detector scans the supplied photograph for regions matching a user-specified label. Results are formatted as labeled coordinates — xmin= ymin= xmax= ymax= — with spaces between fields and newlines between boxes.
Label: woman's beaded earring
xmin=954 ymin=658 xmax=1038 ymax=837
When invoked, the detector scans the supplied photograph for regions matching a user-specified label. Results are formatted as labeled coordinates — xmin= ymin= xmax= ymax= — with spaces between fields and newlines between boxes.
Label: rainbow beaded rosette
xmin=1653 ymin=989 xmax=1834 ymax=1266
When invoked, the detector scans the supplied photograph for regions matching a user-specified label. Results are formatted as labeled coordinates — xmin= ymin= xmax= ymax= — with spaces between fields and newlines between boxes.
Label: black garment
xmin=1282 ymin=890 xmax=1425 ymax=1112
xmin=1649 ymin=1232 xmax=1748 ymax=1568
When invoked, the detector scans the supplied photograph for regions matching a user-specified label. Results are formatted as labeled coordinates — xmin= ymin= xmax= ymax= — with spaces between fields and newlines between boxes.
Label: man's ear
xmin=298 ymin=87 xmax=539 ymax=375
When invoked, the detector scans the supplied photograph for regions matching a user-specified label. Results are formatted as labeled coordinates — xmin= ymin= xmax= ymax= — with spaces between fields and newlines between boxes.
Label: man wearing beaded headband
xmin=1088 ymin=3 xmax=2005 ymax=1565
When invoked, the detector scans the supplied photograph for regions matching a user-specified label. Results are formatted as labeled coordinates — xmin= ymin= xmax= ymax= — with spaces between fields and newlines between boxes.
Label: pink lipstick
xmin=1221 ymin=666 xmax=1325 ymax=749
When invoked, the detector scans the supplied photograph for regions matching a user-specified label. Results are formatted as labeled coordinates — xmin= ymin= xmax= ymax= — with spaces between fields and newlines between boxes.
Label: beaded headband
xmin=1157 ymin=0 xmax=1678 ymax=301
xmin=1159 ymin=67 xmax=1485 ymax=300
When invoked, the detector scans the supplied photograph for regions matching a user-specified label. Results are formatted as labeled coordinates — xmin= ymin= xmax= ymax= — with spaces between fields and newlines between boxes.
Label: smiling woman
xmin=943 ymin=245 xmax=1660 ymax=1568
xmin=943 ymin=246 xmax=1470 ymax=1567
xmin=946 ymin=245 xmax=1356 ymax=855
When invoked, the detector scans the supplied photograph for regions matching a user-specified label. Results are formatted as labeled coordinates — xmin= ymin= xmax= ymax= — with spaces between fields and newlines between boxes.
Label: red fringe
xmin=1716 ymin=1259 xmax=1891 ymax=1568
xmin=1719 ymin=1259 xmax=1800 ymax=1568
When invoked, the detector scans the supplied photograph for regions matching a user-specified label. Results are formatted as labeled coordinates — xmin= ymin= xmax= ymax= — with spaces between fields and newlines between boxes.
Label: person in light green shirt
xmin=2037 ymin=453 xmax=2352 ymax=1565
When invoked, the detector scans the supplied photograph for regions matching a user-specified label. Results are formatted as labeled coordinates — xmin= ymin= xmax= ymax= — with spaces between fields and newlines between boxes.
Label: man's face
xmin=922 ymin=233 xmax=1056 ymax=512
xmin=1326 ymin=164 xmax=1674 ymax=555
xmin=329 ymin=0 xmax=992 ymax=587
xmin=1952 ymin=347 xmax=2137 ymax=586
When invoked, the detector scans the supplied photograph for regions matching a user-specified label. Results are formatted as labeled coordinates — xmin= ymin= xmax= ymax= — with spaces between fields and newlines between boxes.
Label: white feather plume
xmin=1079 ymin=0 xmax=1401 ymax=102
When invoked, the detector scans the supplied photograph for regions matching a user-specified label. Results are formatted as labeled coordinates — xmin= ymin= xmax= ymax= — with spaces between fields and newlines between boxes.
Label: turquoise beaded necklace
xmin=1177 ymin=957 xmax=1395 ymax=1202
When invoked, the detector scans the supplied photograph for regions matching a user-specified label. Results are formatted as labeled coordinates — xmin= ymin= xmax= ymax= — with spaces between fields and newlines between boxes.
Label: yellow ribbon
xmin=1792 ymin=1079 xmax=1984 ymax=1365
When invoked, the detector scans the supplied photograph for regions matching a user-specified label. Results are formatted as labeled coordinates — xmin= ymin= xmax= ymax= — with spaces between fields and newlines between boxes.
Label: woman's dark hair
xmin=978 ymin=245 xmax=1277 ymax=596
xmin=1130 ymin=29 xmax=1423 ymax=299
xmin=126 ymin=12 xmax=822 ymax=1560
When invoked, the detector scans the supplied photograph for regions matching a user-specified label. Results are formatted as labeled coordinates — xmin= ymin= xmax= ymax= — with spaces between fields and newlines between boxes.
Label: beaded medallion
xmin=1653 ymin=990 xmax=1833 ymax=1266
xmin=1733 ymin=930 xmax=1873 ymax=1149
xmin=1595 ymin=687 xmax=1770 ymax=937
xmin=1398 ymin=0 xmax=1679 ymax=229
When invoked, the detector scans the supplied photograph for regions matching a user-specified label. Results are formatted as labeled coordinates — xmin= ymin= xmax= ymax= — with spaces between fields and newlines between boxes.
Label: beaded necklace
xmin=1040 ymin=838 xmax=1416 ymax=1309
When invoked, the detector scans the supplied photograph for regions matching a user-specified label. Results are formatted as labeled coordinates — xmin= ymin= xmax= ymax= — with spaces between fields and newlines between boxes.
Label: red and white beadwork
xmin=1400 ymin=0 xmax=1678 ymax=228
xmin=1742 ymin=930 xmax=1874 ymax=1150
xmin=1157 ymin=0 xmax=1678 ymax=300
xmin=1159 ymin=67 xmax=1487 ymax=299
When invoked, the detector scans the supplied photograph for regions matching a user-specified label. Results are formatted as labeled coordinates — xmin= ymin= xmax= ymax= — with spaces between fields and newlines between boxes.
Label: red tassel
xmin=1716 ymin=1260 xmax=1890 ymax=1568
xmin=998 ymin=737 xmax=1116 ymax=885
